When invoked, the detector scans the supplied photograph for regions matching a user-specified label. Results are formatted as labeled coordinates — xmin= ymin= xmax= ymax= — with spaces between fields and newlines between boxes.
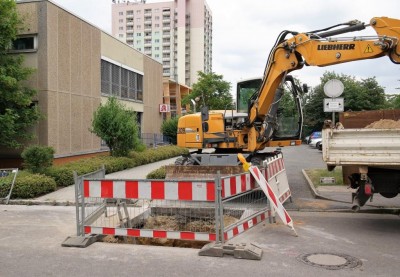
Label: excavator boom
xmin=176 ymin=17 xmax=400 ymax=163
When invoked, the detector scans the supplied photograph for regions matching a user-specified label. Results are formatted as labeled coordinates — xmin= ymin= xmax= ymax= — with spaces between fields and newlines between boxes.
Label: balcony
xmin=162 ymin=10 xmax=170 ymax=16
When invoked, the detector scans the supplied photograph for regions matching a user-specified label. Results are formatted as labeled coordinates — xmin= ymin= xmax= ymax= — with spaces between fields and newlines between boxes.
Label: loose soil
xmin=365 ymin=119 xmax=400 ymax=129
xmin=102 ymin=215 xmax=239 ymax=248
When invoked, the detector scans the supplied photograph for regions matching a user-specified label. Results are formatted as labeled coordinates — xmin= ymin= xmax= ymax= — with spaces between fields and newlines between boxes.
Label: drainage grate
xmin=297 ymin=253 xmax=362 ymax=270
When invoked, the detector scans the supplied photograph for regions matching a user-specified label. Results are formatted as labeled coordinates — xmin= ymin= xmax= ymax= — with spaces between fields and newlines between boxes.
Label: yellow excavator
xmin=175 ymin=17 xmax=400 ymax=166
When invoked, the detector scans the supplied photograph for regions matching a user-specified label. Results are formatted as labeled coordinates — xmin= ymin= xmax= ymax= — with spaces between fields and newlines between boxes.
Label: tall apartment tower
xmin=112 ymin=0 xmax=212 ymax=86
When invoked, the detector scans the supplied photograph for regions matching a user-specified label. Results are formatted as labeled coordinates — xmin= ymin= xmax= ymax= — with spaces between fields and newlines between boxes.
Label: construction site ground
xmin=1 ymin=145 xmax=400 ymax=276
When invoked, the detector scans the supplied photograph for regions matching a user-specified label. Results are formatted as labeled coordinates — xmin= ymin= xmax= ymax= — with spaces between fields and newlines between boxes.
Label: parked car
xmin=306 ymin=131 xmax=321 ymax=144
xmin=309 ymin=137 xmax=322 ymax=148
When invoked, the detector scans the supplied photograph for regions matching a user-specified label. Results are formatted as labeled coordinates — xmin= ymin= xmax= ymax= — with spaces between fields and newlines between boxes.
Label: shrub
xmin=146 ymin=166 xmax=166 ymax=179
xmin=91 ymin=97 xmax=141 ymax=157
xmin=161 ymin=117 xmax=179 ymax=144
xmin=21 ymin=145 xmax=55 ymax=173
xmin=0 ymin=171 xmax=56 ymax=199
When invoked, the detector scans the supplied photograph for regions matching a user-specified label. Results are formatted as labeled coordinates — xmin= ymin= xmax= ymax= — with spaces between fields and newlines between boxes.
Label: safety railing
xmin=0 ymin=168 xmax=19 ymax=205
xmin=65 ymin=153 xmax=292 ymax=249
xmin=76 ymin=170 xmax=274 ymax=244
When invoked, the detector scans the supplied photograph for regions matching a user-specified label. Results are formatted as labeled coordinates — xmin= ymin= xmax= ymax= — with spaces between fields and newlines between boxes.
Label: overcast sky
xmin=52 ymin=0 xmax=400 ymax=95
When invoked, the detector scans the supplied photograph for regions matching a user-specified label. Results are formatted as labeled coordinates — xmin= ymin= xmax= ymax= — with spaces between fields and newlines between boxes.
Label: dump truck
xmin=322 ymin=119 xmax=400 ymax=211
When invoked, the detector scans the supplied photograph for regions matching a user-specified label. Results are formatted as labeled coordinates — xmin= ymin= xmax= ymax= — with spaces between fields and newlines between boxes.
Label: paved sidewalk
xmin=24 ymin=157 xmax=178 ymax=205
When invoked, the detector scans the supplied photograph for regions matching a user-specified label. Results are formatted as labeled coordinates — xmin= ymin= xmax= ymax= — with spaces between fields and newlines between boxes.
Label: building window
xmin=154 ymin=39 xmax=160 ymax=43
xmin=11 ymin=36 xmax=37 ymax=52
xmin=155 ymin=46 xmax=159 ymax=50
xmin=119 ymin=26 xmax=124 ymax=30
xmin=137 ymin=25 xmax=141 ymax=30
xmin=136 ymin=33 xmax=142 ymax=37
xmin=119 ymin=19 xmax=123 ymax=23
xmin=136 ymin=18 xmax=141 ymax=22
xmin=101 ymin=59 xmax=143 ymax=102
xmin=155 ymin=16 xmax=160 ymax=21
xmin=119 ymin=11 xmax=123 ymax=16
xmin=119 ymin=34 xmax=124 ymax=38
xmin=136 ymin=10 xmax=141 ymax=14
xmin=155 ymin=24 xmax=160 ymax=28
xmin=136 ymin=40 xmax=141 ymax=44
xmin=155 ymin=54 xmax=159 ymax=58
xmin=127 ymin=10 xmax=133 ymax=15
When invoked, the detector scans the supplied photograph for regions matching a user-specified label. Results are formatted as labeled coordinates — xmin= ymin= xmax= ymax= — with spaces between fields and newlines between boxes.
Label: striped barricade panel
xmin=220 ymin=172 xmax=255 ymax=199
xmin=84 ymin=226 xmax=217 ymax=241
xmin=84 ymin=179 xmax=215 ymax=201
xmin=264 ymin=154 xmax=291 ymax=204
xmin=223 ymin=210 xmax=271 ymax=241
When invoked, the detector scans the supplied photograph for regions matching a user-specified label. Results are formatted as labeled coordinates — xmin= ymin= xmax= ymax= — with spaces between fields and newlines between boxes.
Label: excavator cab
xmin=236 ymin=75 xmax=306 ymax=146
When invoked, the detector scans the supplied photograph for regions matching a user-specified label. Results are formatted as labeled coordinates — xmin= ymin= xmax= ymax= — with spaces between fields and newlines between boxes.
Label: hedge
xmin=46 ymin=145 xmax=188 ymax=187
xmin=146 ymin=166 xmax=167 ymax=179
xmin=0 ymin=171 xmax=56 ymax=199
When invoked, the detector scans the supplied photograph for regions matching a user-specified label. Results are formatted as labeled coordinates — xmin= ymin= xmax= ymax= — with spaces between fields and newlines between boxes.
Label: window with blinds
xmin=101 ymin=59 xmax=143 ymax=102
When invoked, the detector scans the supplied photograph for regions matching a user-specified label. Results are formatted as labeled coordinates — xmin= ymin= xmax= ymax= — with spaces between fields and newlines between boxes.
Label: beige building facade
xmin=4 ymin=0 xmax=164 ymax=163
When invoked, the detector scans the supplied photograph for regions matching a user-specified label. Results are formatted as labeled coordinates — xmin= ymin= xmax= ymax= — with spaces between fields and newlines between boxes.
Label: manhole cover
xmin=297 ymin=253 xmax=362 ymax=270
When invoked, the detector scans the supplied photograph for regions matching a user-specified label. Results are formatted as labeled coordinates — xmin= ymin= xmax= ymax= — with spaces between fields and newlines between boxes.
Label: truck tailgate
xmin=322 ymin=128 xmax=400 ymax=167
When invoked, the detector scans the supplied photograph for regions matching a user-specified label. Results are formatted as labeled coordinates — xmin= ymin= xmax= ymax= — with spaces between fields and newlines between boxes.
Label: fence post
xmin=214 ymin=171 xmax=224 ymax=244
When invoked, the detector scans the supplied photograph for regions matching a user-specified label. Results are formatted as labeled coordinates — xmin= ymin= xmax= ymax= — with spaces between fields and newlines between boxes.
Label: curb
xmin=2 ymin=199 xmax=75 ymax=206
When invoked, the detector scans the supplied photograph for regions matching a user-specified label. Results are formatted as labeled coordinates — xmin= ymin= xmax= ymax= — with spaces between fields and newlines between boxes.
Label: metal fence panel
xmin=0 ymin=168 xmax=19 ymax=205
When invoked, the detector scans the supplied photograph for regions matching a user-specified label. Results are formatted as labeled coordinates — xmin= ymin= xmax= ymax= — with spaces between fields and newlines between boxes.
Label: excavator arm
xmin=246 ymin=17 xmax=400 ymax=152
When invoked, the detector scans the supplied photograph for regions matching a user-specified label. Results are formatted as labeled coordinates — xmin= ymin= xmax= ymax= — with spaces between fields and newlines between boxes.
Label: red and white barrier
xmin=84 ymin=180 xmax=215 ymax=201
xmin=264 ymin=154 xmax=291 ymax=204
xmin=85 ymin=226 xmax=216 ymax=241
xmin=249 ymin=166 xmax=297 ymax=236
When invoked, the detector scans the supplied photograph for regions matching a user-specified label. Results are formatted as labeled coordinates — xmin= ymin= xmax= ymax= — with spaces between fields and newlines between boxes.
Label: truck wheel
xmin=379 ymin=192 xmax=398 ymax=198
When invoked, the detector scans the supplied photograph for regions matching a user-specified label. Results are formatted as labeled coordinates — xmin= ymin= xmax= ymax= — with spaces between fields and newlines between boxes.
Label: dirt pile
xmin=365 ymin=119 xmax=400 ymax=129
xmin=102 ymin=214 xmax=239 ymax=248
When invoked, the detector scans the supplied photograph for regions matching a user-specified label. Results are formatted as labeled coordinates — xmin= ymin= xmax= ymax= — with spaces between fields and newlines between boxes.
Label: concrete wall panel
xmin=58 ymin=93 xmax=71 ymax=154
xmin=70 ymin=16 xmax=82 ymax=94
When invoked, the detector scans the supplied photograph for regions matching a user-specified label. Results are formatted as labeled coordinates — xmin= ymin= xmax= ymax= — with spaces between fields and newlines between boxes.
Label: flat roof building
xmin=2 ymin=0 xmax=164 ymax=165
xmin=112 ymin=0 xmax=212 ymax=87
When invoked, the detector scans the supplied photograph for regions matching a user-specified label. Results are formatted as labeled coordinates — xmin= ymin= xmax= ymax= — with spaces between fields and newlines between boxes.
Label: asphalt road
xmin=2 ymin=145 xmax=400 ymax=276
xmin=1 ymin=206 xmax=400 ymax=277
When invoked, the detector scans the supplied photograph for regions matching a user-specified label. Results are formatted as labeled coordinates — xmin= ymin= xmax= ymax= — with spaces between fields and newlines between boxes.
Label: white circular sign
xmin=324 ymin=79 xmax=344 ymax=98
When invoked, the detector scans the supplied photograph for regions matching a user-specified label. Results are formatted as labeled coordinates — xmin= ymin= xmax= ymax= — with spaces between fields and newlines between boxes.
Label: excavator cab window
xmin=273 ymin=76 xmax=304 ymax=140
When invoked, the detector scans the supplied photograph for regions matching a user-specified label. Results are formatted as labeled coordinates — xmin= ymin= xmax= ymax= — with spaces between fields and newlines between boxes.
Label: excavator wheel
xmin=250 ymin=157 xmax=263 ymax=166
xmin=174 ymin=156 xmax=195 ymax=166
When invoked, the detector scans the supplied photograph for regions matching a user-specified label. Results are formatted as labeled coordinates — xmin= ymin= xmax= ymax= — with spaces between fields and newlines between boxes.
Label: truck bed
xmin=322 ymin=128 xmax=400 ymax=168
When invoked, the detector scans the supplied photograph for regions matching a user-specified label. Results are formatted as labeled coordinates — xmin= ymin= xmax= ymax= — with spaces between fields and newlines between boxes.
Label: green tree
xmin=304 ymin=71 xmax=386 ymax=131
xmin=91 ymin=97 xmax=140 ymax=157
xmin=161 ymin=117 xmax=179 ymax=144
xmin=183 ymin=71 xmax=234 ymax=111
xmin=0 ymin=0 xmax=41 ymax=148
xmin=385 ymin=94 xmax=400 ymax=109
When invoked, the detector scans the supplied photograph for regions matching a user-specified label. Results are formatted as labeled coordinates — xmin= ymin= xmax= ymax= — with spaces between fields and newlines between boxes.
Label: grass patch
xmin=304 ymin=167 xmax=344 ymax=187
